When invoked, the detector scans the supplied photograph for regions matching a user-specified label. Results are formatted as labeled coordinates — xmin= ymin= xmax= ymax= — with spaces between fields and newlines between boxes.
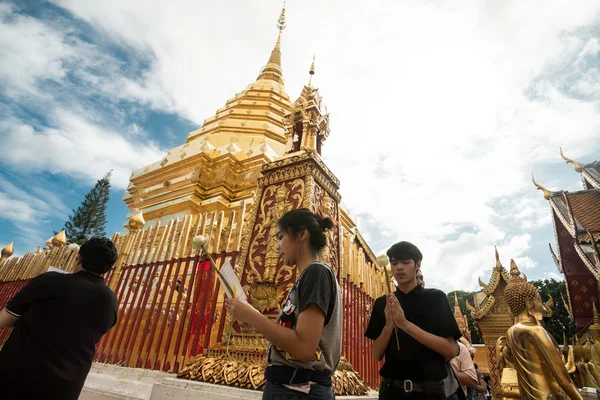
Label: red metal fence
xmin=0 ymin=252 xmax=235 ymax=374
xmin=0 ymin=252 xmax=383 ymax=389
xmin=0 ymin=279 xmax=30 ymax=347
xmin=95 ymin=252 xmax=235 ymax=372
xmin=342 ymin=276 xmax=382 ymax=389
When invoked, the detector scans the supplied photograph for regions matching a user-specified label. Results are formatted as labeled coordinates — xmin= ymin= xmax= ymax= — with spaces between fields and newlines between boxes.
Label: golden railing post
xmin=43 ymin=231 xmax=67 ymax=271
xmin=109 ymin=211 xmax=145 ymax=290
xmin=0 ymin=242 xmax=14 ymax=269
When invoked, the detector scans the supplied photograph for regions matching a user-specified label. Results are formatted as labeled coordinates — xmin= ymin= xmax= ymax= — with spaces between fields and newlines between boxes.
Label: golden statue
xmin=263 ymin=185 xmax=291 ymax=282
xmin=319 ymin=195 xmax=335 ymax=266
xmin=499 ymin=260 xmax=581 ymax=399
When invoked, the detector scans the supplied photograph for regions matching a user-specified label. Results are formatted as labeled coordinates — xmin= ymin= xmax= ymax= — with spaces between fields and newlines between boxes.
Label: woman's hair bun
xmin=318 ymin=216 xmax=334 ymax=231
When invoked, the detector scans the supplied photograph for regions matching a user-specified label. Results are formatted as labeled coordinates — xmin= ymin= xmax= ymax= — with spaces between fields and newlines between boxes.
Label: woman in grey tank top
xmin=226 ymin=208 xmax=342 ymax=399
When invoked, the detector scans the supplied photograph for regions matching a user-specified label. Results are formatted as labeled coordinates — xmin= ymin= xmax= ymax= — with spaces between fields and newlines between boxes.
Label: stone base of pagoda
xmin=151 ymin=377 xmax=377 ymax=400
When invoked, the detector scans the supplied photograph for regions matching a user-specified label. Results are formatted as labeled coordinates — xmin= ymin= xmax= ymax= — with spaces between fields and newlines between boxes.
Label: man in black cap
xmin=0 ymin=237 xmax=118 ymax=400
xmin=365 ymin=241 xmax=462 ymax=399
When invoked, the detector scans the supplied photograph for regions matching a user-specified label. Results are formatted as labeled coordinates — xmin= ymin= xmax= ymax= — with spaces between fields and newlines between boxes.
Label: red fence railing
xmin=95 ymin=252 xmax=236 ymax=372
xmin=0 ymin=279 xmax=30 ymax=346
xmin=0 ymin=253 xmax=383 ymax=388
xmin=341 ymin=276 xmax=382 ymax=389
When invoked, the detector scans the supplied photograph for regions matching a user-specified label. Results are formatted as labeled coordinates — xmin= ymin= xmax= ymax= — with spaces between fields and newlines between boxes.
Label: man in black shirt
xmin=0 ymin=237 xmax=118 ymax=400
xmin=365 ymin=241 xmax=462 ymax=399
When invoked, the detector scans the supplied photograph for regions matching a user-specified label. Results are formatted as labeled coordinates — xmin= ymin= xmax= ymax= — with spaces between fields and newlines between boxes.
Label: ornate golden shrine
xmin=178 ymin=149 xmax=369 ymax=394
xmin=468 ymin=246 xmax=514 ymax=399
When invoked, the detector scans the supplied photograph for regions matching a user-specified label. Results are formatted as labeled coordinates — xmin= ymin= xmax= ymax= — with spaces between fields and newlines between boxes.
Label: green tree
xmin=61 ymin=171 xmax=112 ymax=245
xmin=531 ymin=278 xmax=577 ymax=345
xmin=447 ymin=290 xmax=483 ymax=344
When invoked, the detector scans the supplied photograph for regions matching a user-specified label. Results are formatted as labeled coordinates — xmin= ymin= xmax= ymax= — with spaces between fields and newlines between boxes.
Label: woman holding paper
xmin=225 ymin=208 xmax=341 ymax=399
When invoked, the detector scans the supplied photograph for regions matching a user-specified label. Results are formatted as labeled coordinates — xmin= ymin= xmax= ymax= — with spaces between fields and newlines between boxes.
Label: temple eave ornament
xmin=560 ymin=146 xmax=584 ymax=173
xmin=532 ymin=173 xmax=553 ymax=201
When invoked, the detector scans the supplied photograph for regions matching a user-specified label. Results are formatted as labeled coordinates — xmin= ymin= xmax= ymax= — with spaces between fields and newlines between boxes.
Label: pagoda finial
xmin=277 ymin=1 xmax=287 ymax=33
xmin=257 ymin=2 xmax=287 ymax=83
xmin=308 ymin=55 xmax=316 ymax=86
xmin=560 ymin=147 xmax=583 ymax=173
xmin=454 ymin=292 xmax=460 ymax=309
xmin=494 ymin=245 xmax=502 ymax=270
xmin=532 ymin=173 xmax=552 ymax=200
xmin=509 ymin=259 xmax=522 ymax=278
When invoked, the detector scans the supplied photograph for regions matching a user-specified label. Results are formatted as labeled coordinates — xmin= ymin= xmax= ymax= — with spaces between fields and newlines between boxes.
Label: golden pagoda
xmin=123 ymin=7 xmax=292 ymax=225
xmin=533 ymin=149 xmax=600 ymax=330
xmin=0 ymin=4 xmax=389 ymax=395
xmin=453 ymin=292 xmax=471 ymax=344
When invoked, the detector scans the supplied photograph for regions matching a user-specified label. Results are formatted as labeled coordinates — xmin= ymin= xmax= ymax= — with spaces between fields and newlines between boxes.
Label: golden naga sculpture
xmin=497 ymin=259 xmax=581 ymax=399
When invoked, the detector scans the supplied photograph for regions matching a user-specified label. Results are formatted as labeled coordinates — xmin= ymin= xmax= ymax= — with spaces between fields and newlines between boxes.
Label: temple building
xmin=533 ymin=149 xmax=600 ymax=329
xmin=0 ymin=4 xmax=388 ymax=396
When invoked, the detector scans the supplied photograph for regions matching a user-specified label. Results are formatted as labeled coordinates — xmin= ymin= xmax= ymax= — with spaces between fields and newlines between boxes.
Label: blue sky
xmin=1 ymin=0 xmax=599 ymax=292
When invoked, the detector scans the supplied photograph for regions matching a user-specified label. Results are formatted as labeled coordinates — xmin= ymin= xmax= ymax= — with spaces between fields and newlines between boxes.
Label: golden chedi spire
xmin=560 ymin=147 xmax=583 ymax=173
xmin=532 ymin=173 xmax=552 ymax=200
xmin=257 ymin=3 xmax=287 ymax=84
xmin=308 ymin=55 xmax=316 ymax=86
xmin=454 ymin=292 xmax=461 ymax=315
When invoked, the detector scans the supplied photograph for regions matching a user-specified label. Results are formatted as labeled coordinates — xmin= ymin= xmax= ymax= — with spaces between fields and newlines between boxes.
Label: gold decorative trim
xmin=262 ymin=150 xmax=340 ymax=188
xmin=549 ymin=199 xmax=576 ymax=238
xmin=178 ymin=355 xmax=368 ymax=396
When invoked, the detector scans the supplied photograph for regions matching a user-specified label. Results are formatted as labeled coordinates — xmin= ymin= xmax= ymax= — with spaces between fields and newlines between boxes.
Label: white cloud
xmin=0 ymin=5 xmax=73 ymax=97
xmin=0 ymin=112 xmax=165 ymax=189
xmin=0 ymin=173 xmax=70 ymax=250
xmin=2 ymin=0 xmax=599 ymax=291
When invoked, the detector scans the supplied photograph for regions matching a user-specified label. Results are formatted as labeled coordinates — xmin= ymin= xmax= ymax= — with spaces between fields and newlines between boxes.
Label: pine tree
xmin=62 ymin=171 xmax=112 ymax=245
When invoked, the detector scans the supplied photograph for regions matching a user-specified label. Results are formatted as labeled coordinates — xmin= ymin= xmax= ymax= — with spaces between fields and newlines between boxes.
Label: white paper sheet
xmin=217 ymin=259 xmax=246 ymax=301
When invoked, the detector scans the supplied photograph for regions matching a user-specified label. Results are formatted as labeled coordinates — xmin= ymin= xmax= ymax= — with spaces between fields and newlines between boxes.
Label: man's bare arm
xmin=0 ymin=308 xmax=19 ymax=329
